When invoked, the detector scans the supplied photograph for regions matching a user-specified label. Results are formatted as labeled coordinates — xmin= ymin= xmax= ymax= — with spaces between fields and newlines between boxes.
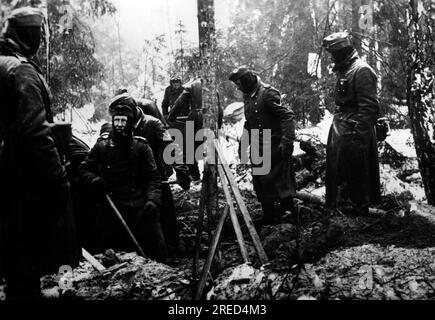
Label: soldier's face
xmin=172 ymin=82 xmax=181 ymax=90
xmin=234 ymin=79 xmax=243 ymax=92
xmin=113 ymin=115 xmax=128 ymax=133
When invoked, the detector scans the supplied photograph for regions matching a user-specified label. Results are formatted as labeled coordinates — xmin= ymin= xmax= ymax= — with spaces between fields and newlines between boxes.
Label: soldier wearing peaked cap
xmin=322 ymin=32 xmax=381 ymax=217
xmin=229 ymin=67 xmax=297 ymax=226
xmin=0 ymin=7 xmax=79 ymax=299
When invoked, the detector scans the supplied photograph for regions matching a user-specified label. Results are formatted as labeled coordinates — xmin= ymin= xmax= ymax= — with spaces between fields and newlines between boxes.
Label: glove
xmin=176 ymin=171 xmax=191 ymax=191
xmin=140 ymin=200 xmax=159 ymax=219
xmin=279 ymin=142 xmax=294 ymax=160
xmin=91 ymin=177 xmax=107 ymax=195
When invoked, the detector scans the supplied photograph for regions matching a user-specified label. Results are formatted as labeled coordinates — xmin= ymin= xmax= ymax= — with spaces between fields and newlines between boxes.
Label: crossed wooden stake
xmin=193 ymin=140 xmax=269 ymax=300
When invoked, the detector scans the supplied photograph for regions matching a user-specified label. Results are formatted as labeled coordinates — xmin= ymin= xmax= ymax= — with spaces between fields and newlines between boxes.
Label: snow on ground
xmin=386 ymin=129 xmax=417 ymax=158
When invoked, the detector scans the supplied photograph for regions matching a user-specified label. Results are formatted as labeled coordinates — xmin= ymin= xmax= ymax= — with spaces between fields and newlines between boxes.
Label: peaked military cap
xmin=322 ymin=31 xmax=353 ymax=52
xmin=229 ymin=66 xmax=251 ymax=82
xmin=7 ymin=7 xmax=44 ymax=28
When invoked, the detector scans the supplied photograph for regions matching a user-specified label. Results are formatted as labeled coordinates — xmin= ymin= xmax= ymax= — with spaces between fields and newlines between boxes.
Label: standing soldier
xmin=79 ymin=105 xmax=167 ymax=261
xmin=161 ymin=76 xmax=184 ymax=118
xmin=322 ymin=32 xmax=381 ymax=216
xmin=0 ymin=7 xmax=78 ymax=299
xmin=167 ymin=78 xmax=203 ymax=181
xmin=229 ymin=67 xmax=297 ymax=226
xmin=167 ymin=78 xmax=224 ymax=181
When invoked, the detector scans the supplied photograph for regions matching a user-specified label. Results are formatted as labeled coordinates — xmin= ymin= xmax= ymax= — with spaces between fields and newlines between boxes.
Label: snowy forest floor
xmin=41 ymin=118 xmax=435 ymax=300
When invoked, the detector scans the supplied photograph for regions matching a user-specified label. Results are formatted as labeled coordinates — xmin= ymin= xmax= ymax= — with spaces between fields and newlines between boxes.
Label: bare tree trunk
xmin=407 ymin=0 xmax=435 ymax=205
xmin=197 ymin=0 xmax=218 ymax=230
xmin=115 ymin=15 xmax=125 ymax=84
xmin=352 ymin=0 xmax=363 ymax=53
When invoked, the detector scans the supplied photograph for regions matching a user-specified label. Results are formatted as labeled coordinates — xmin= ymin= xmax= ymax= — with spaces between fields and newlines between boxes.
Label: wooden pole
xmin=217 ymin=165 xmax=250 ymax=263
xmin=193 ymin=173 xmax=207 ymax=280
xmin=195 ymin=0 xmax=219 ymax=285
xmin=105 ymin=195 xmax=146 ymax=258
xmin=213 ymin=140 xmax=269 ymax=264
xmin=194 ymin=205 xmax=229 ymax=300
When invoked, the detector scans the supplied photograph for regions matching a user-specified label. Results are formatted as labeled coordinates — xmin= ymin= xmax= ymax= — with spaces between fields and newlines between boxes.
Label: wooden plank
xmin=82 ymin=248 xmax=106 ymax=272
xmin=193 ymin=169 xmax=207 ymax=279
xmin=194 ymin=205 xmax=229 ymax=300
xmin=217 ymin=165 xmax=250 ymax=263
xmin=213 ymin=140 xmax=269 ymax=264
xmin=105 ymin=195 xmax=146 ymax=258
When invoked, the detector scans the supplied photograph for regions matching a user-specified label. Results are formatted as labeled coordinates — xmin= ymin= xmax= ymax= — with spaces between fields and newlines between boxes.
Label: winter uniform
xmin=161 ymin=83 xmax=184 ymax=117
xmin=79 ymin=107 xmax=167 ymax=261
xmin=137 ymin=97 xmax=166 ymax=125
xmin=229 ymin=68 xmax=297 ymax=224
xmin=322 ymin=32 xmax=381 ymax=215
xmin=105 ymin=94 xmax=191 ymax=254
xmin=167 ymin=78 xmax=223 ymax=180
xmin=0 ymin=8 xmax=79 ymax=299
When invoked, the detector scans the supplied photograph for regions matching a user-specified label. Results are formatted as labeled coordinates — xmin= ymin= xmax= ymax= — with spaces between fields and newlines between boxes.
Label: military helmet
xmin=6 ymin=7 xmax=44 ymax=28
xmin=322 ymin=31 xmax=353 ymax=52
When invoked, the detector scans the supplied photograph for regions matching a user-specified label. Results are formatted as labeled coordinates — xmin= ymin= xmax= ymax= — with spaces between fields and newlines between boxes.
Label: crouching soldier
xmin=79 ymin=105 xmax=167 ymax=262
xmin=104 ymin=93 xmax=191 ymax=256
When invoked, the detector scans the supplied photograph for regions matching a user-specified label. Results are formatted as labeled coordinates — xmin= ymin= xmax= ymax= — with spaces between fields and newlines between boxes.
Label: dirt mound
xmin=41 ymin=252 xmax=193 ymax=300
xmin=209 ymin=245 xmax=435 ymax=300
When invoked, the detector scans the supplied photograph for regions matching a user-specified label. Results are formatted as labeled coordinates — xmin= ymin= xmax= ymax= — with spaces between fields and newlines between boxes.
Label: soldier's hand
xmin=91 ymin=177 xmax=107 ymax=195
xmin=176 ymin=171 xmax=191 ymax=191
xmin=141 ymin=200 xmax=159 ymax=218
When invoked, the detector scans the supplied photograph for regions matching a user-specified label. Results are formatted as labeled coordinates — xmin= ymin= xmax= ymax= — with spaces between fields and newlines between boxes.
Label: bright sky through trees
xmin=109 ymin=0 xmax=231 ymax=51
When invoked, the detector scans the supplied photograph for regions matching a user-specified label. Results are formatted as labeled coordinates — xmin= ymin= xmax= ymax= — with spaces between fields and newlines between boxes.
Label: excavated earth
xmin=41 ymin=139 xmax=435 ymax=300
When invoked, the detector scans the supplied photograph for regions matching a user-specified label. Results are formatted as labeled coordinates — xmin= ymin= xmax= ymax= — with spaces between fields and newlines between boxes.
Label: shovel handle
xmin=105 ymin=195 xmax=146 ymax=258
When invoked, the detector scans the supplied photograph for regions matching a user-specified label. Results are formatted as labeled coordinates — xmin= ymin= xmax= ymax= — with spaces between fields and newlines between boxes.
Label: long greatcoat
xmin=243 ymin=77 xmax=296 ymax=203
xmin=325 ymin=51 xmax=381 ymax=209
xmin=0 ymin=38 xmax=79 ymax=286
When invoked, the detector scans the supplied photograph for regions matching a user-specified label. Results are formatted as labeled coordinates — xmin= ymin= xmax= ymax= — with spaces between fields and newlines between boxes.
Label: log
xmin=295 ymin=191 xmax=387 ymax=215
xmin=214 ymin=140 xmax=269 ymax=264
xmin=194 ymin=206 xmax=229 ymax=300
xmin=217 ymin=165 xmax=250 ymax=263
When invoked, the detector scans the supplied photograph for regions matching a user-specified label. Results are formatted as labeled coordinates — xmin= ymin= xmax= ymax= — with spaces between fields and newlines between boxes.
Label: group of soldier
xmin=0 ymin=7 xmax=381 ymax=300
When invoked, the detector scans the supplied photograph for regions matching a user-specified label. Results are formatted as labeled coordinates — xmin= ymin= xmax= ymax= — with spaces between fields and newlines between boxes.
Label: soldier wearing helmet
xmin=322 ymin=31 xmax=381 ymax=217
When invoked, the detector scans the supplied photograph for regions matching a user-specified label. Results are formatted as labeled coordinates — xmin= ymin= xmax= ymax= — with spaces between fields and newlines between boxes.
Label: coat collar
xmin=1 ymin=37 xmax=42 ymax=73
xmin=332 ymin=49 xmax=359 ymax=72
xmin=244 ymin=75 xmax=262 ymax=99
